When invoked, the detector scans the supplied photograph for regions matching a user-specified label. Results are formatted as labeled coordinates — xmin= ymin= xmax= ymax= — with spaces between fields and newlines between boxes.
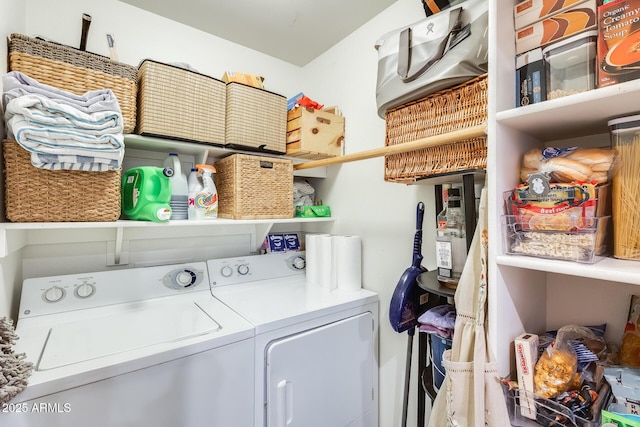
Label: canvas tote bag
xmin=374 ymin=0 xmax=488 ymax=118
xmin=428 ymin=188 xmax=511 ymax=426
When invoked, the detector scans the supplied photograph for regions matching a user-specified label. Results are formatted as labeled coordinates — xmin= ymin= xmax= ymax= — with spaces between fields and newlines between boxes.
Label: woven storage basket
xmin=8 ymin=33 xmax=137 ymax=134
xmin=137 ymin=60 xmax=226 ymax=144
xmin=2 ymin=140 xmax=121 ymax=222
xmin=384 ymin=74 xmax=488 ymax=183
xmin=214 ymin=154 xmax=293 ymax=219
xmin=226 ymin=83 xmax=287 ymax=154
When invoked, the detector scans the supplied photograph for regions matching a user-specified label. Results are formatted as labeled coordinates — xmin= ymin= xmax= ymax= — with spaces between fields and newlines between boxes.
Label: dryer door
xmin=265 ymin=312 xmax=375 ymax=427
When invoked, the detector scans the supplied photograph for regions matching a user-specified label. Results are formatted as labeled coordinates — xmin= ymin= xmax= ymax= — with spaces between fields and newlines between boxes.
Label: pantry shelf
xmin=496 ymin=78 xmax=640 ymax=141
xmin=496 ymin=254 xmax=640 ymax=286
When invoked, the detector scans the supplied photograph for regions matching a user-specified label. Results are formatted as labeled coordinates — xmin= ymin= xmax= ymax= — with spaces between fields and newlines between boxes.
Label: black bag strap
xmin=397 ymin=7 xmax=463 ymax=83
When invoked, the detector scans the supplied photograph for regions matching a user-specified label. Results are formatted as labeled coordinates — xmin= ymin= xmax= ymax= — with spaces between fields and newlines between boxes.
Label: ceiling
xmin=119 ymin=0 xmax=398 ymax=66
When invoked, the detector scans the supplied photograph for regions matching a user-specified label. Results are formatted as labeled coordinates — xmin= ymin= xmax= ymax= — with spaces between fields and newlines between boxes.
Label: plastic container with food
xmin=501 ymin=215 xmax=611 ymax=263
xmin=543 ymin=30 xmax=598 ymax=100
xmin=608 ymin=115 xmax=640 ymax=260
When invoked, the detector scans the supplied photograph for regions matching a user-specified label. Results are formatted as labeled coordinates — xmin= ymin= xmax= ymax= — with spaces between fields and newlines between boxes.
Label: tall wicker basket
xmin=384 ymin=74 xmax=488 ymax=183
xmin=8 ymin=33 xmax=138 ymax=134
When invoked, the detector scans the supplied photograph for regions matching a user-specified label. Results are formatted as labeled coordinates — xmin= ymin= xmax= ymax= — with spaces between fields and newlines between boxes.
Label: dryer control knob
xmin=237 ymin=264 xmax=250 ymax=275
xmin=75 ymin=283 xmax=96 ymax=299
xmin=220 ymin=265 xmax=233 ymax=277
xmin=43 ymin=286 xmax=65 ymax=303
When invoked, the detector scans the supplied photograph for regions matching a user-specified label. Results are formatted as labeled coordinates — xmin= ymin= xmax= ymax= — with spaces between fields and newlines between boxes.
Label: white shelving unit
xmin=489 ymin=1 xmax=640 ymax=378
xmin=0 ymin=135 xmax=333 ymax=263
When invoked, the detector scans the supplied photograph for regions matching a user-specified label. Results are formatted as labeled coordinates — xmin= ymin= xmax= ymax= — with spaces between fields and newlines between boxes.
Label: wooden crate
xmin=286 ymin=107 xmax=344 ymax=159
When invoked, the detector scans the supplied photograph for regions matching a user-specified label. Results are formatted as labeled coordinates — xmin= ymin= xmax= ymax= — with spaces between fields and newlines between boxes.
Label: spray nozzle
xmin=195 ymin=164 xmax=216 ymax=175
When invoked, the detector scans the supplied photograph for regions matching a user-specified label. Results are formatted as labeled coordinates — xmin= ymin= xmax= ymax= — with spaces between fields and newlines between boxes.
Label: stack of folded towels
xmin=2 ymin=71 xmax=124 ymax=171
xmin=418 ymin=304 xmax=456 ymax=339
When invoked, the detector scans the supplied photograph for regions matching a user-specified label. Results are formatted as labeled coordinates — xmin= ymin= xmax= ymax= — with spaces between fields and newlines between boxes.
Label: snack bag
xmin=621 ymin=295 xmax=640 ymax=368
xmin=534 ymin=326 xmax=579 ymax=399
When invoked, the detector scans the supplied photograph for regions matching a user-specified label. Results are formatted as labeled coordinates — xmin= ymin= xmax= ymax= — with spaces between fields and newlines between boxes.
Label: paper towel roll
xmin=305 ymin=233 xmax=331 ymax=287
xmin=334 ymin=235 xmax=362 ymax=292
xmin=316 ymin=234 xmax=334 ymax=289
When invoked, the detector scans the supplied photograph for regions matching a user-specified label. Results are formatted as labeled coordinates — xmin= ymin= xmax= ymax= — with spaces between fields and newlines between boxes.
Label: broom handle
xmin=401 ymin=328 xmax=415 ymax=427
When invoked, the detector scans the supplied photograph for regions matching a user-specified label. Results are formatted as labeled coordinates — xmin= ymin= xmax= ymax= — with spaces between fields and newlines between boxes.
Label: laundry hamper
xmin=8 ymin=33 xmax=138 ymax=134
xmin=384 ymin=74 xmax=488 ymax=183
xmin=2 ymin=140 xmax=121 ymax=222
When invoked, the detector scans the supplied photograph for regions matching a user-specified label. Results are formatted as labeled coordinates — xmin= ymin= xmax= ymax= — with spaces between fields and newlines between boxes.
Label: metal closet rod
xmin=293 ymin=123 xmax=488 ymax=170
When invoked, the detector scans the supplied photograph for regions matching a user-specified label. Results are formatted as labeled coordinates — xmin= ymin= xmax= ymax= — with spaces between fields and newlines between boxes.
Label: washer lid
xmin=38 ymin=299 xmax=220 ymax=370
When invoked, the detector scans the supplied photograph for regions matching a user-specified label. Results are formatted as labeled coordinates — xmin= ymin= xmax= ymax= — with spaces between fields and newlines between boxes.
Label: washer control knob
xmin=292 ymin=256 xmax=306 ymax=270
xmin=43 ymin=286 xmax=65 ymax=303
xmin=163 ymin=268 xmax=202 ymax=290
xmin=237 ymin=264 xmax=250 ymax=275
xmin=75 ymin=283 xmax=96 ymax=299
xmin=220 ymin=265 xmax=233 ymax=277
xmin=176 ymin=271 xmax=194 ymax=287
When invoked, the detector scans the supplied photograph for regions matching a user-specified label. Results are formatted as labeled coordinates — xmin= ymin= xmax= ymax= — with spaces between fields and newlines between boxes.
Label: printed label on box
xmin=598 ymin=0 xmax=640 ymax=88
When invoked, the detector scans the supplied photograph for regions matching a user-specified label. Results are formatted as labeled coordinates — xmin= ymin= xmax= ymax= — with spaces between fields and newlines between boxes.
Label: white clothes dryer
xmin=7 ymin=262 xmax=255 ymax=427
xmin=207 ymin=252 xmax=379 ymax=427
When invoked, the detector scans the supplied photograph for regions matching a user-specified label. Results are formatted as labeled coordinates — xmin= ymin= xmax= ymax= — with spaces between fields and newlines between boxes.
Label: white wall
xmin=0 ymin=1 xmax=438 ymax=426
xmin=301 ymin=1 xmax=437 ymax=426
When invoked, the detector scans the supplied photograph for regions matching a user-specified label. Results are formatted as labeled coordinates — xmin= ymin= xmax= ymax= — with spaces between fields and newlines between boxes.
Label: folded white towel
xmin=7 ymin=114 xmax=123 ymax=171
xmin=2 ymin=71 xmax=122 ymax=114
xmin=5 ymin=93 xmax=123 ymax=134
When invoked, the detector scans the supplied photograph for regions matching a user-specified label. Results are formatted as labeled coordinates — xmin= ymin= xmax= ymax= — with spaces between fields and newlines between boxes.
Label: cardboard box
xmin=221 ymin=71 xmax=265 ymax=89
xmin=286 ymin=106 xmax=344 ymax=159
xmin=516 ymin=48 xmax=546 ymax=107
xmin=514 ymin=0 xmax=591 ymax=30
xmin=515 ymin=333 xmax=539 ymax=420
xmin=515 ymin=0 xmax=597 ymax=54
xmin=597 ymin=0 xmax=640 ymax=88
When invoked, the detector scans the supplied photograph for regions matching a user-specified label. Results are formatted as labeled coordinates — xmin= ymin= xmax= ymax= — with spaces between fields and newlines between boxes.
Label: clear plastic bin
xmin=543 ymin=30 xmax=598 ymax=100
xmin=501 ymin=215 xmax=611 ymax=263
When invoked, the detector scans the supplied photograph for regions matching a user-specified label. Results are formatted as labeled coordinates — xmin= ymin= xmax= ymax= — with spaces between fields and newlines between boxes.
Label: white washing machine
xmin=207 ymin=252 xmax=379 ymax=427
xmin=7 ymin=262 xmax=255 ymax=427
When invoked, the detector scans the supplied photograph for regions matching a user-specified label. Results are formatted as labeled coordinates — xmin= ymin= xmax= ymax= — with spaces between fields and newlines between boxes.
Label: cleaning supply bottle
xmin=193 ymin=164 xmax=218 ymax=219
xmin=162 ymin=153 xmax=189 ymax=220
xmin=121 ymin=166 xmax=172 ymax=222
xmin=187 ymin=167 xmax=200 ymax=220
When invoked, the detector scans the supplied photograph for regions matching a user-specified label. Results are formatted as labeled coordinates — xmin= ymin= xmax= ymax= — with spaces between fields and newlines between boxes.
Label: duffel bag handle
xmin=396 ymin=7 xmax=463 ymax=83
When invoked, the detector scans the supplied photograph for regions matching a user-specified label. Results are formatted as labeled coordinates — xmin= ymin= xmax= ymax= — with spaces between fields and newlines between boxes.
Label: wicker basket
xmin=384 ymin=74 xmax=488 ymax=183
xmin=2 ymin=140 xmax=121 ymax=222
xmin=137 ymin=59 xmax=226 ymax=144
xmin=8 ymin=33 xmax=137 ymax=134
xmin=214 ymin=154 xmax=293 ymax=219
xmin=226 ymin=83 xmax=287 ymax=154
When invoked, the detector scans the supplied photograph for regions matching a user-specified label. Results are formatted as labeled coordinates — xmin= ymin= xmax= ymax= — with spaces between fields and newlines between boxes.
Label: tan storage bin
xmin=225 ymin=83 xmax=287 ymax=154
xmin=137 ymin=59 xmax=226 ymax=144
xmin=8 ymin=33 xmax=138 ymax=134
xmin=214 ymin=154 xmax=293 ymax=219
xmin=286 ymin=106 xmax=344 ymax=159
xmin=2 ymin=140 xmax=121 ymax=222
